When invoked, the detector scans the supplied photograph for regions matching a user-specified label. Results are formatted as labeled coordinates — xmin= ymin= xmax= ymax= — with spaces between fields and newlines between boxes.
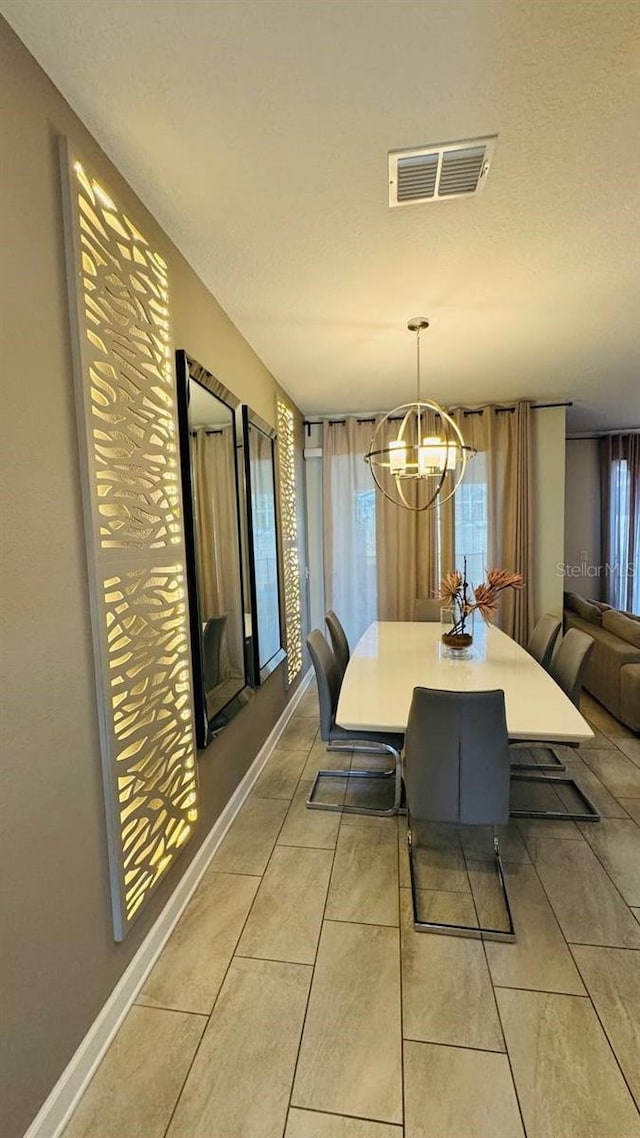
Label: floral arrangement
xmin=439 ymin=559 xmax=524 ymax=641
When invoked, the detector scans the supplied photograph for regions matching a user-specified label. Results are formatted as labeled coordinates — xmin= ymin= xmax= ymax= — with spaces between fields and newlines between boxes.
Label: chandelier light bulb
xmin=389 ymin=438 xmax=408 ymax=473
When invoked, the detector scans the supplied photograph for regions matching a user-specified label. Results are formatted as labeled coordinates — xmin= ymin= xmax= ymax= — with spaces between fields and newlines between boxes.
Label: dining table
xmin=336 ymin=620 xmax=594 ymax=746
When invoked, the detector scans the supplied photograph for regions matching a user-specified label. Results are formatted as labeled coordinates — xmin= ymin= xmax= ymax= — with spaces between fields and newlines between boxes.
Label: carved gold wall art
xmin=276 ymin=398 xmax=303 ymax=685
xmin=61 ymin=142 xmax=198 ymax=939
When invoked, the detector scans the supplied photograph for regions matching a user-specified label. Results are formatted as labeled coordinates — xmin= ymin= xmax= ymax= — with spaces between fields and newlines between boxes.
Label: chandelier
xmin=364 ymin=318 xmax=475 ymax=511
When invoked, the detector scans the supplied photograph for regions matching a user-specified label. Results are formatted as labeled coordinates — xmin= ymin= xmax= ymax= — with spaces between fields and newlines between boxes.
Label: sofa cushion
xmin=602 ymin=610 xmax=640 ymax=648
xmin=620 ymin=664 xmax=640 ymax=732
xmin=571 ymin=596 xmax=602 ymax=625
xmin=564 ymin=612 xmax=640 ymax=720
xmin=563 ymin=591 xmax=582 ymax=613
xmin=588 ymin=599 xmax=612 ymax=613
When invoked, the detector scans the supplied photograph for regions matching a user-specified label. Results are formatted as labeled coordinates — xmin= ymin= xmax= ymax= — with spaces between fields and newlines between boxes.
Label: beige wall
xmin=564 ymin=438 xmax=602 ymax=600
xmin=532 ymin=406 xmax=567 ymax=620
xmin=0 ymin=19 xmax=307 ymax=1138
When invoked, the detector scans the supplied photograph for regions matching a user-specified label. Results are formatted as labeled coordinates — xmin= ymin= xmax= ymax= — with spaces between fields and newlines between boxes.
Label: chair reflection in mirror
xmin=191 ymin=426 xmax=246 ymax=719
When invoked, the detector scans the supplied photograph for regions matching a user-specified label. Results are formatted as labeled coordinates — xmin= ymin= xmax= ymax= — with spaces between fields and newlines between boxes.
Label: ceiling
xmin=3 ymin=0 xmax=640 ymax=431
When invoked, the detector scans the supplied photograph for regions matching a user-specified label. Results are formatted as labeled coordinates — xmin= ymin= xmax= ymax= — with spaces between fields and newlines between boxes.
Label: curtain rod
xmin=303 ymin=400 xmax=573 ymax=432
xmin=567 ymin=428 xmax=640 ymax=439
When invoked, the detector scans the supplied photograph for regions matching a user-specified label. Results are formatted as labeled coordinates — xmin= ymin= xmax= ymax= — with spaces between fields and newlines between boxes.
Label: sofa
xmin=563 ymin=592 xmax=640 ymax=732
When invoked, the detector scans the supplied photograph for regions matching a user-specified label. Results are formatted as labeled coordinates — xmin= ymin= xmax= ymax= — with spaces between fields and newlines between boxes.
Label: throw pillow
xmin=602 ymin=610 xmax=640 ymax=648
xmin=571 ymin=596 xmax=602 ymax=625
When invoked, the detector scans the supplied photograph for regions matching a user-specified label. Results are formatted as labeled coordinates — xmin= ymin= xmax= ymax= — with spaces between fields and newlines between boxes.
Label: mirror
xmin=242 ymin=406 xmax=287 ymax=683
xmin=176 ymin=351 xmax=251 ymax=745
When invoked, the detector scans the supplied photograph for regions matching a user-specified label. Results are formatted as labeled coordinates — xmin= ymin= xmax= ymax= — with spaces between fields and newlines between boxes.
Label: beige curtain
xmin=323 ymin=419 xmax=377 ymax=647
xmin=191 ymin=428 xmax=244 ymax=677
xmin=443 ymin=403 xmax=534 ymax=643
xmin=322 ymin=401 xmax=534 ymax=645
xmin=376 ymin=410 xmax=439 ymax=620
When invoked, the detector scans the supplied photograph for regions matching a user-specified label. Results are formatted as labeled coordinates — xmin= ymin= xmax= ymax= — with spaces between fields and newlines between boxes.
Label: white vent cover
xmin=388 ymin=136 xmax=497 ymax=207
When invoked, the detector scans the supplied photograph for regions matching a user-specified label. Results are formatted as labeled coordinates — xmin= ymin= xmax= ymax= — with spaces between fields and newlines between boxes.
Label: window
xmin=609 ymin=458 xmax=639 ymax=612
xmin=454 ymin=451 xmax=488 ymax=585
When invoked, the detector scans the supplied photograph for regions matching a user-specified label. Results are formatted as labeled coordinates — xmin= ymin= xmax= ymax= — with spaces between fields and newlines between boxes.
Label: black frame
xmin=176 ymin=350 xmax=252 ymax=746
xmin=241 ymin=405 xmax=287 ymax=684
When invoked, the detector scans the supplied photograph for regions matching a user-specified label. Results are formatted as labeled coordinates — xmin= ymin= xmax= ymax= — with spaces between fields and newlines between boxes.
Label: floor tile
xmin=137 ymin=871 xmax=259 ymax=1014
xmin=484 ymin=863 xmax=585 ymax=994
xmin=616 ymin=736 xmax=640 ymax=766
xmin=209 ymin=796 xmax=288 ymax=875
xmin=350 ymin=749 xmax=398 ymax=772
xmin=409 ymin=822 xmax=471 ymax=892
xmin=582 ymin=695 xmax=634 ymax=739
xmin=496 ymin=987 xmax=640 ymax=1138
xmin=602 ymin=719 xmax=638 ymax=740
xmin=413 ymin=887 xmax=478 ymax=928
xmin=302 ymin=737 xmax=353 ymax=779
xmin=620 ymin=797 xmax=640 ymax=824
xmin=581 ymin=692 xmax=612 ymax=723
xmin=342 ymin=773 xmax=399 ymax=814
xmin=459 ymin=821 xmax=531 ymax=863
xmin=561 ymin=757 xmax=631 ymax=817
xmin=527 ymin=835 xmax=640 ymax=947
xmin=578 ymin=816 xmax=640 ymax=905
xmin=167 ymin=957 xmax=311 ymax=1138
xmin=571 ymin=944 xmax=640 ymax=1109
xmin=633 ymin=907 xmax=640 ymax=924
xmin=398 ymin=819 xmax=410 ymax=888
xmin=309 ymin=778 xmax=353 ymax=812
xmin=580 ymin=748 xmax=640 ymax=798
xmin=575 ymin=729 xmax=618 ymax=750
xmin=278 ymin=716 xmax=319 ymax=752
xmin=285 ymin=1108 xmax=402 ymax=1137
xmin=465 ymin=858 xmax=514 ymax=936
xmin=236 ymin=845 xmax=333 ymax=964
xmin=292 ymin=921 xmax=402 ymax=1124
xmin=400 ymin=890 xmax=504 ymax=1051
xmin=341 ymin=809 xmax=399 ymax=830
xmin=294 ymin=689 xmax=320 ymax=718
xmin=277 ymin=780 xmax=341 ymax=849
xmin=62 ymin=1006 xmax=205 ymax=1138
xmin=517 ymin=816 xmax=582 ymax=842
xmin=510 ymin=775 xmax=582 ymax=817
xmin=325 ymin=822 xmax=399 ymax=926
xmin=404 ymin=1040 xmax=524 ymax=1138
xmin=252 ymin=746 xmax=309 ymax=799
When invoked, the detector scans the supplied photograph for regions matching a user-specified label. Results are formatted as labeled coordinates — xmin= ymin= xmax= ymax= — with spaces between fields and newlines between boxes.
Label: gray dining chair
xmin=325 ymin=610 xmax=350 ymax=681
xmin=510 ymin=628 xmax=599 ymax=822
xmin=511 ymin=613 xmax=563 ymax=772
xmin=202 ymin=614 xmax=227 ymax=691
xmin=403 ymin=686 xmax=515 ymax=940
xmin=306 ymin=629 xmax=404 ymax=816
xmin=550 ymin=628 xmax=595 ymax=706
xmin=413 ymin=597 xmax=442 ymax=622
xmin=527 ymin=613 xmax=562 ymax=670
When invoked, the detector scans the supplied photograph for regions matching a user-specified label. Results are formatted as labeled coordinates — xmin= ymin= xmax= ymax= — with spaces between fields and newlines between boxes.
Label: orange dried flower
xmin=438 ymin=563 xmax=525 ymax=633
xmin=439 ymin=570 xmax=463 ymax=602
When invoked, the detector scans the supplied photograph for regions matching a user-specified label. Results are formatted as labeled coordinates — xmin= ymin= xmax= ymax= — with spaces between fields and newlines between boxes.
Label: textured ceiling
xmin=3 ymin=0 xmax=640 ymax=430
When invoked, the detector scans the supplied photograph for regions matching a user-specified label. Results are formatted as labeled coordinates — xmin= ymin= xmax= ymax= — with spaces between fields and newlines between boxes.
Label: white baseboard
xmin=24 ymin=668 xmax=313 ymax=1138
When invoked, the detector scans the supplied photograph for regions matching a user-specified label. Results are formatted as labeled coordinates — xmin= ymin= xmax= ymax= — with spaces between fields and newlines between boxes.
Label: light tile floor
xmin=62 ymin=689 xmax=640 ymax=1138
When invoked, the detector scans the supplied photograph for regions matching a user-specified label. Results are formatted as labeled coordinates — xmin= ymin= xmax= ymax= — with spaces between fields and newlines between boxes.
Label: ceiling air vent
xmin=388 ymin=136 xmax=497 ymax=207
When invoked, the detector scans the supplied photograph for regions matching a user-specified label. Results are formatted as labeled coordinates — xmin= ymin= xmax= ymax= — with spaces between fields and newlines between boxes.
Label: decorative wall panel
xmin=61 ymin=143 xmax=198 ymax=939
xmin=276 ymin=398 xmax=303 ymax=684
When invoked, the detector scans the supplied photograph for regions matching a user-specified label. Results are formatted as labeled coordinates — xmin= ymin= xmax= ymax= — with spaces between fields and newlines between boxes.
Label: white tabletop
xmin=336 ymin=621 xmax=594 ymax=743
